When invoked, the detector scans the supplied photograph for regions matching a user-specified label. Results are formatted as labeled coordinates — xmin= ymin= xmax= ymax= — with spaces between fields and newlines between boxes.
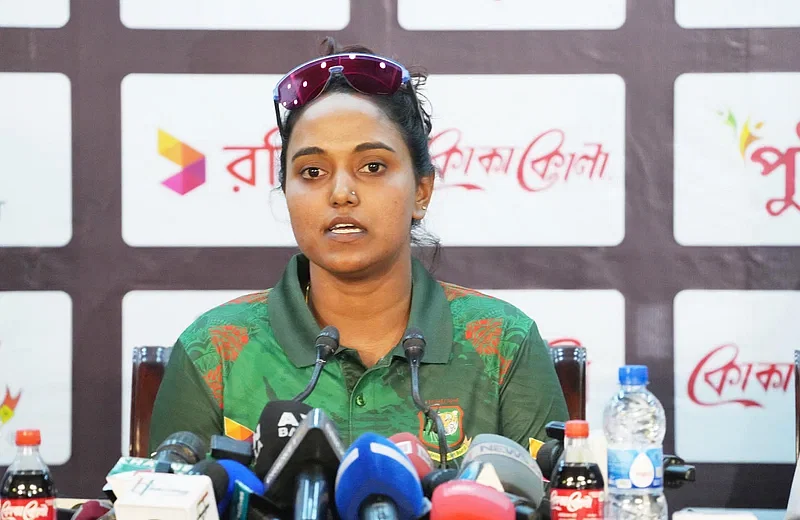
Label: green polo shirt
xmin=149 ymin=254 xmax=568 ymax=463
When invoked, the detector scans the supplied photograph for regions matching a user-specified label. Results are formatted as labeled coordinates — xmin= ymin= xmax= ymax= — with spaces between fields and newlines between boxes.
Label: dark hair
xmin=277 ymin=37 xmax=441 ymax=267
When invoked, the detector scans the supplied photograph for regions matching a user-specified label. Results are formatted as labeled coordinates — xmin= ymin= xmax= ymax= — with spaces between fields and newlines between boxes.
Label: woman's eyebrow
xmin=353 ymin=141 xmax=396 ymax=154
xmin=292 ymin=146 xmax=326 ymax=162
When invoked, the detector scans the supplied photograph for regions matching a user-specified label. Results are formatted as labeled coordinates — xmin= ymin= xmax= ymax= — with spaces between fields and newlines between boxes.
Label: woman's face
xmin=284 ymin=92 xmax=433 ymax=278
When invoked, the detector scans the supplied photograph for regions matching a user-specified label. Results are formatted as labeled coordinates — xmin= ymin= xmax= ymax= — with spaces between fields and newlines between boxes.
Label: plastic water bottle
xmin=603 ymin=365 xmax=667 ymax=520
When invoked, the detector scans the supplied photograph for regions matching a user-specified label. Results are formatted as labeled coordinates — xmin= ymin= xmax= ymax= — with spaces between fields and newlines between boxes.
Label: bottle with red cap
xmin=550 ymin=420 xmax=605 ymax=520
xmin=0 ymin=429 xmax=57 ymax=520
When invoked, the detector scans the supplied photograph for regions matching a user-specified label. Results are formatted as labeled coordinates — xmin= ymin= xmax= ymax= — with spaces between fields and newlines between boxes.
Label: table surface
xmin=677 ymin=508 xmax=786 ymax=520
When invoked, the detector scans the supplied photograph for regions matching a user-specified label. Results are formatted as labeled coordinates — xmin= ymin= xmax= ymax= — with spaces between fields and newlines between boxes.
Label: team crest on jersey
xmin=418 ymin=404 xmax=465 ymax=453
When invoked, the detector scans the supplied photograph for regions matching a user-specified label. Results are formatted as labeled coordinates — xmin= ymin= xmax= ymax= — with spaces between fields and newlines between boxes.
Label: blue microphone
xmin=335 ymin=432 xmax=431 ymax=520
xmin=217 ymin=459 xmax=265 ymax=513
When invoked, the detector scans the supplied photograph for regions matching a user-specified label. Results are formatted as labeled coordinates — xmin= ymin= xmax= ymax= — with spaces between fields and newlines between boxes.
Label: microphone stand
xmin=403 ymin=328 xmax=450 ymax=470
xmin=293 ymin=326 xmax=339 ymax=403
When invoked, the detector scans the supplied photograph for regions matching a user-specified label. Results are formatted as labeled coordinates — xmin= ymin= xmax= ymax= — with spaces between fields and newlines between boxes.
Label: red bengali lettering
xmin=749 ymin=122 xmax=800 ymax=216
xmin=687 ymin=343 xmax=794 ymax=407
xmin=222 ymin=128 xmax=281 ymax=191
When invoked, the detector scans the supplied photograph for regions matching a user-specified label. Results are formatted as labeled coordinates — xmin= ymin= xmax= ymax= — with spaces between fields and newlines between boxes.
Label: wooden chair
xmin=129 ymin=346 xmax=171 ymax=457
xmin=128 ymin=342 xmax=588 ymax=455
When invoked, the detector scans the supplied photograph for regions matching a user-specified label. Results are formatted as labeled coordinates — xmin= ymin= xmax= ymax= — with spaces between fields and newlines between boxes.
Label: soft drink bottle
xmin=550 ymin=420 xmax=605 ymax=519
xmin=0 ymin=429 xmax=57 ymax=520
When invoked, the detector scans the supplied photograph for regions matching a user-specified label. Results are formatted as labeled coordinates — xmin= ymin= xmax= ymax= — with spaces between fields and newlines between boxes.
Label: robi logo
xmin=157 ymin=129 xmax=206 ymax=195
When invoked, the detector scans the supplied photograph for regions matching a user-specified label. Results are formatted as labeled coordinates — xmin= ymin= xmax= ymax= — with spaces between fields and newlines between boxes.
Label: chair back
xmin=129 ymin=346 xmax=171 ymax=457
xmin=547 ymin=341 xmax=587 ymax=421
xmin=127 ymin=340 xmax=589 ymax=454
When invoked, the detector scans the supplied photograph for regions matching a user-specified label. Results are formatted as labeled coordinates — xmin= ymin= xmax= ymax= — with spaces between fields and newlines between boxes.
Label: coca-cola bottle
xmin=0 ymin=429 xmax=57 ymax=520
xmin=550 ymin=420 xmax=605 ymax=520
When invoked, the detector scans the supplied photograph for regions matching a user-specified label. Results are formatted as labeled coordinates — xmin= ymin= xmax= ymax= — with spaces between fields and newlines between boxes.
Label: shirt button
xmin=355 ymin=394 xmax=366 ymax=407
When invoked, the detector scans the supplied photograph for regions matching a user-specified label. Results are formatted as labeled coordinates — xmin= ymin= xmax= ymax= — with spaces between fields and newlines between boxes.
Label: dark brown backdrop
xmin=1 ymin=0 xmax=799 ymax=509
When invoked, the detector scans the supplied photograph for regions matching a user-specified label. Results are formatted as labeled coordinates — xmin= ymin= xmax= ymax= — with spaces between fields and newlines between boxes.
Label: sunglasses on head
xmin=272 ymin=52 xmax=427 ymax=136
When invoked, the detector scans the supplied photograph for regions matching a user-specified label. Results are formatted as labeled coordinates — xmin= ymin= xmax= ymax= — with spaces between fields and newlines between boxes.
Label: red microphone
xmin=430 ymin=480 xmax=515 ymax=520
xmin=389 ymin=432 xmax=434 ymax=479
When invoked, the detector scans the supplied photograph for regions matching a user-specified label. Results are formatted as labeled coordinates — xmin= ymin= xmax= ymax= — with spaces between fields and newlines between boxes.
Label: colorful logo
xmin=419 ymin=404 xmax=471 ymax=461
xmin=223 ymin=416 xmax=254 ymax=442
xmin=718 ymin=109 xmax=800 ymax=216
xmin=0 ymin=386 xmax=22 ymax=430
xmin=158 ymin=129 xmax=206 ymax=195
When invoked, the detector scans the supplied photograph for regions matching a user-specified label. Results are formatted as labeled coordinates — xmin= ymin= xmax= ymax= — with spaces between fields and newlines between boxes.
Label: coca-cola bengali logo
xmin=429 ymin=128 xmax=610 ymax=192
xmin=1 ymin=500 xmax=51 ymax=520
xmin=550 ymin=490 xmax=598 ymax=513
xmin=719 ymin=110 xmax=800 ymax=216
xmin=213 ymin=127 xmax=612 ymax=194
xmin=687 ymin=343 xmax=795 ymax=408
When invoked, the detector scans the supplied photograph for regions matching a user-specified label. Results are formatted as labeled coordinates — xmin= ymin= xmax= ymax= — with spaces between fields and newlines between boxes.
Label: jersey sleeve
xmin=499 ymin=321 xmax=569 ymax=447
xmin=148 ymin=337 xmax=224 ymax=454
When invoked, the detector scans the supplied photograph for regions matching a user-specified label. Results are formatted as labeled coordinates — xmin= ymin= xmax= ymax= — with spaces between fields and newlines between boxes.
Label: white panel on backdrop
xmin=674 ymin=290 xmax=798 ymax=464
xmin=674 ymin=73 xmax=800 ymax=246
xmin=121 ymin=74 xmax=294 ymax=247
xmin=121 ymin=290 xmax=257 ymax=455
xmin=676 ymin=0 xmax=800 ymax=28
xmin=423 ymin=75 xmax=626 ymax=246
xmin=0 ymin=73 xmax=72 ymax=247
xmin=0 ymin=292 xmax=72 ymax=465
xmin=481 ymin=290 xmax=625 ymax=430
xmin=398 ymin=0 xmax=625 ymax=30
xmin=120 ymin=0 xmax=348 ymax=30
xmin=0 ymin=0 xmax=69 ymax=28
xmin=121 ymin=74 xmax=625 ymax=247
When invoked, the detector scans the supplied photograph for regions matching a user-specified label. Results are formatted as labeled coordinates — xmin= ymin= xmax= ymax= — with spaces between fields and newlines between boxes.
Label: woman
xmin=149 ymin=39 xmax=569 ymax=464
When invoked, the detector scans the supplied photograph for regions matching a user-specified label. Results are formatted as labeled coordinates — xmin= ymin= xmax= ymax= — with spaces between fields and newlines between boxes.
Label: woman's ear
xmin=413 ymin=173 xmax=435 ymax=220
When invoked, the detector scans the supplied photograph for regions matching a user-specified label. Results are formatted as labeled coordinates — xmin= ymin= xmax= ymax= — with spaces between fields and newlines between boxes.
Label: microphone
xmin=210 ymin=434 xmax=254 ymax=467
xmin=401 ymin=327 xmax=449 ymax=469
xmin=104 ymin=431 xmax=208 ymax=501
xmin=188 ymin=459 xmax=231 ymax=514
xmin=455 ymin=460 xmax=504 ymax=493
xmin=430 ymin=480 xmax=515 ymax=520
xmin=112 ymin=471 xmax=220 ymax=520
xmin=293 ymin=326 xmax=339 ymax=403
xmin=460 ymin=434 xmax=546 ymax=508
xmin=334 ymin=432 xmax=430 ymax=520
xmin=420 ymin=469 xmax=458 ymax=500
xmin=151 ymin=431 xmax=207 ymax=466
xmin=252 ymin=400 xmax=313 ymax=479
xmin=228 ymin=480 xmax=283 ymax=520
xmin=388 ymin=432 xmax=434 ymax=479
xmin=189 ymin=458 xmax=266 ymax=515
xmin=262 ymin=408 xmax=346 ymax=518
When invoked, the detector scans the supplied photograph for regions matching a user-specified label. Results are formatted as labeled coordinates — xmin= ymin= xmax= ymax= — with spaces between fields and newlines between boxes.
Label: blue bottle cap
xmin=619 ymin=365 xmax=648 ymax=385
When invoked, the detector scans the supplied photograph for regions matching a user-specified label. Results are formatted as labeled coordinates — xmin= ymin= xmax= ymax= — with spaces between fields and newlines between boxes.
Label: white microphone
xmin=112 ymin=472 xmax=220 ymax=520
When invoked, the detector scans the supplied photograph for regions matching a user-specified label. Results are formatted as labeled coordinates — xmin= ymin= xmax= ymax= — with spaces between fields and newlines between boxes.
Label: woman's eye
xmin=360 ymin=162 xmax=386 ymax=174
xmin=301 ymin=167 xmax=322 ymax=179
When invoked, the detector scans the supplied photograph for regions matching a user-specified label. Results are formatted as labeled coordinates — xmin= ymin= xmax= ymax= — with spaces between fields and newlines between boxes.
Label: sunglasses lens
xmin=341 ymin=56 xmax=404 ymax=95
xmin=276 ymin=58 xmax=335 ymax=109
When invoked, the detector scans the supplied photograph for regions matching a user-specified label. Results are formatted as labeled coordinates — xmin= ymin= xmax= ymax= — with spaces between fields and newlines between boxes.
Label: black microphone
xmin=402 ymin=327 xmax=450 ymax=470
xmin=252 ymin=400 xmax=314 ymax=480
xmin=262 ymin=408 xmax=346 ymax=519
xmin=210 ymin=434 xmax=254 ymax=467
xmin=151 ymin=431 xmax=208 ymax=471
xmin=293 ymin=326 xmax=339 ymax=403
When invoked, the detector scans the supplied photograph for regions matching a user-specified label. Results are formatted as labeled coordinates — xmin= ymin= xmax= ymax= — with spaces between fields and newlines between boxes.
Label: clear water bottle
xmin=603 ymin=365 xmax=667 ymax=520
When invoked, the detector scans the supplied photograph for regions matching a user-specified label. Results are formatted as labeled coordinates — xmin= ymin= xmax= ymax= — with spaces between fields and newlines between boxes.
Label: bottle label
xmin=550 ymin=489 xmax=604 ymax=519
xmin=0 ymin=498 xmax=56 ymax=520
xmin=607 ymin=447 xmax=663 ymax=490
